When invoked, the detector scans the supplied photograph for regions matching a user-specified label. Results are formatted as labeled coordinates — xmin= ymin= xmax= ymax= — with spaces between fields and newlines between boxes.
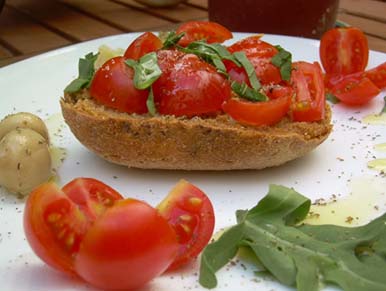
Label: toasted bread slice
xmin=61 ymin=91 xmax=332 ymax=170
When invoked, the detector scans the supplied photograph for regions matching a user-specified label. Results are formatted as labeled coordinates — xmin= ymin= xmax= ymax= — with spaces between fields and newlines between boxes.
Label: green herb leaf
xmin=326 ymin=92 xmax=341 ymax=104
xmin=271 ymin=45 xmax=292 ymax=81
xmin=380 ymin=96 xmax=386 ymax=114
xmin=125 ymin=52 xmax=162 ymax=90
xmin=64 ymin=52 xmax=98 ymax=93
xmin=146 ymin=87 xmax=157 ymax=116
xmin=199 ymin=184 xmax=386 ymax=291
xmin=162 ymin=31 xmax=185 ymax=49
xmin=233 ymin=51 xmax=261 ymax=91
xmin=231 ymin=82 xmax=267 ymax=102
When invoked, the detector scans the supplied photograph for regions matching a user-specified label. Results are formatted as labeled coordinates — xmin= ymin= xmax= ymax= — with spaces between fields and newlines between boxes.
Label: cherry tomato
xmin=320 ymin=27 xmax=369 ymax=76
xmin=222 ymin=95 xmax=291 ymax=126
xmin=363 ymin=62 xmax=386 ymax=89
xmin=24 ymin=178 xmax=179 ymax=290
xmin=75 ymin=199 xmax=178 ymax=290
xmin=331 ymin=76 xmax=380 ymax=106
xmin=176 ymin=21 xmax=233 ymax=47
xmin=225 ymin=35 xmax=282 ymax=85
xmin=124 ymin=32 xmax=162 ymax=60
xmin=90 ymin=56 xmax=149 ymax=114
xmin=153 ymin=50 xmax=231 ymax=117
xmin=157 ymin=180 xmax=215 ymax=270
xmin=291 ymin=61 xmax=325 ymax=122
xmin=265 ymin=85 xmax=294 ymax=100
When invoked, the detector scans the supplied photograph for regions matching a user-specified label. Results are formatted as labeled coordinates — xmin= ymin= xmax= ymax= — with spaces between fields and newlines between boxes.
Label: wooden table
xmin=0 ymin=0 xmax=385 ymax=68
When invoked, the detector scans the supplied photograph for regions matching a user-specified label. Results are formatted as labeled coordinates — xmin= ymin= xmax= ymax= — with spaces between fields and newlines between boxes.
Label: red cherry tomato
xmin=176 ymin=21 xmax=233 ymax=47
xmin=222 ymin=95 xmax=291 ymax=126
xmin=75 ymin=199 xmax=178 ymax=290
xmin=90 ymin=56 xmax=149 ymax=114
xmin=331 ymin=76 xmax=380 ymax=106
xmin=157 ymin=180 xmax=215 ymax=270
xmin=124 ymin=32 xmax=162 ymax=60
xmin=291 ymin=61 xmax=325 ymax=122
xmin=24 ymin=178 xmax=179 ymax=290
xmin=363 ymin=62 xmax=386 ymax=89
xmin=225 ymin=35 xmax=282 ymax=85
xmin=153 ymin=50 xmax=231 ymax=117
xmin=320 ymin=27 xmax=369 ymax=76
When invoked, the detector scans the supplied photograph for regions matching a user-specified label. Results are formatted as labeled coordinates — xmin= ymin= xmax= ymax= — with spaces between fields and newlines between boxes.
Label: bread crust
xmin=60 ymin=92 xmax=332 ymax=170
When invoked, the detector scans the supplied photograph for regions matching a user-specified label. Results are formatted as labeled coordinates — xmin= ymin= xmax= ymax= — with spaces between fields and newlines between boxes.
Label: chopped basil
xmin=233 ymin=51 xmax=261 ymax=91
xmin=381 ymin=96 xmax=386 ymax=114
xmin=271 ymin=45 xmax=292 ymax=81
xmin=125 ymin=52 xmax=162 ymax=116
xmin=231 ymin=82 xmax=268 ymax=102
xmin=64 ymin=52 xmax=98 ymax=93
xmin=326 ymin=92 xmax=341 ymax=104
xmin=162 ymin=31 xmax=185 ymax=49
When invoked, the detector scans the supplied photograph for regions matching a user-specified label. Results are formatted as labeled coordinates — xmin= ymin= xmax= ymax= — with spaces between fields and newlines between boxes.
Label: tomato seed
xmin=180 ymin=223 xmax=191 ymax=234
xmin=179 ymin=214 xmax=192 ymax=222
xmin=189 ymin=197 xmax=202 ymax=207
xmin=47 ymin=213 xmax=62 ymax=223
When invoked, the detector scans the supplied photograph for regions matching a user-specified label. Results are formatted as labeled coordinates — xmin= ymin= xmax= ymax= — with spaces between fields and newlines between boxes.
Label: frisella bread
xmin=60 ymin=21 xmax=332 ymax=170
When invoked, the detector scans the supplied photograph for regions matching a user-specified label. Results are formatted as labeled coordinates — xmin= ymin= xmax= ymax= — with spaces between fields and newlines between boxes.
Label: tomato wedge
xmin=320 ymin=27 xmax=369 ymax=76
xmin=157 ymin=180 xmax=215 ymax=270
xmin=124 ymin=32 xmax=162 ymax=60
xmin=222 ymin=95 xmax=291 ymax=126
xmin=331 ymin=76 xmax=380 ymax=106
xmin=291 ymin=61 xmax=325 ymax=122
xmin=176 ymin=21 xmax=233 ymax=47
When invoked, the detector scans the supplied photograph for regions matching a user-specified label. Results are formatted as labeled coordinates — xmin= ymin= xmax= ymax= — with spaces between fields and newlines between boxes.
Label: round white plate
xmin=0 ymin=33 xmax=385 ymax=291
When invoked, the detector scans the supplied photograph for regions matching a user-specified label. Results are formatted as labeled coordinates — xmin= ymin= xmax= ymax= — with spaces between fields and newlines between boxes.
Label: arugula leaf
xmin=326 ymin=92 xmax=341 ymax=104
xmin=125 ymin=52 xmax=162 ymax=115
xmin=64 ymin=52 xmax=98 ymax=93
xmin=271 ymin=45 xmax=292 ymax=81
xmin=233 ymin=51 xmax=261 ymax=91
xmin=162 ymin=31 xmax=185 ymax=49
xmin=199 ymin=184 xmax=386 ymax=291
xmin=231 ymin=82 xmax=267 ymax=102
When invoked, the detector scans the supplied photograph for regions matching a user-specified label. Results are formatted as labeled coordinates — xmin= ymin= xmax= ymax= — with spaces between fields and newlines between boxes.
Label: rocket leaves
xmin=199 ymin=185 xmax=386 ymax=291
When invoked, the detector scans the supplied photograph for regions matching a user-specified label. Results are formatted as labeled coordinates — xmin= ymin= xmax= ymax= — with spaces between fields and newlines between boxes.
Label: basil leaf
xmin=271 ymin=45 xmax=292 ymax=81
xmin=64 ymin=52 xmax=98 ymax=93
xmin=381 ymin=96 xmax=386 ymax=114
xmin=125 ymin=52 xmax=162 ymax=90
xmin=162 ymin=31 xmax=185 ymax=49
xmin=199 ymin=184 xmax=386 ymax=291
xmin=326 ymin=92 xmax=340 ymax=104
xmin=231 ymin=82 xmax=268 ymax=102
xmin=146 ymin=87 xmax=157 ymax=116
xmin=233 ymin=51 xmax=261 ymax=91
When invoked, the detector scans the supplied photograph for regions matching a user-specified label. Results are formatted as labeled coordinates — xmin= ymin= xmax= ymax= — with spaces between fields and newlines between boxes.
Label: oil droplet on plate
xmin=49 ymin=146 xmax=67 ymax=183
xmin=374 ymin=143 xmax=386 ymax=152
xmin=362 ymin=113 xmax=386 ymax=125
xmin=304 ymin=176 xmax=386 ymax=227
xmin=368 ymin=159 xmax=386 ymax=171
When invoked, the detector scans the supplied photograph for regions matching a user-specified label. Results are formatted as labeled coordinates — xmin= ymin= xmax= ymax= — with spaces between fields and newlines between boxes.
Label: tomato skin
xmin=176 ymin=21 xmax=233 ymax=47
xmin=157 ymin=180 xmax=215 ymax=270
xmin=90 ymin=56 xmax=149 ymax=114
xmin=291 ymin=61 xmax=325 ymax=122
xmin=320 ymin=27 xmax=369 ymax=76
xmin=363 ymin=62 xmax=386 ymax=89
xmin=75 ymin=199 xmax=178 ymax=290
xmin=124 ymin=32 xmax=162 ymax=60
xmin=331 ymin=76 xmax=380 ymax=106
xmin=225 ymin=36 xmax=282 ymax=85
xmin=222 ymin=95 xmax=291 ymax=126
xmin=153 ymin=50 xmax=231 ymax=117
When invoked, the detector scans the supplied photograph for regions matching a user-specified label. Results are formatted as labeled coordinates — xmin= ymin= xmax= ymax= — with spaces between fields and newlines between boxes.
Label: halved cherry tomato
xmin=320 ymin=27 xmax=369 ymax=76
xmin=157 ymin=180 xmax=215 ymax=270
xmin=153 ymin=50 xmax=231 ymax=117
xmin=331 ymin=76 xmax=380 ymax=106
xmin=225 ymin=36 xmax=282 ymax=85
xmin=222 ymin=95 xmax=291 ymax=126
xmin=90 ymin=56 xmax=149 ymax=114
xmin=124 ymin=32 xmax=162 ymax=60
xmin=363 ymin=62 xmax=386 ymax=89
xmin=291 ymin=61 xmax=325 ymax=122
xmin=176 ymin=21 xmax=233 ymax=47
xmin=265 ymin=85 xmax=294 ymax=100
xmin=24 ymin=178 xmax=179 ymax=290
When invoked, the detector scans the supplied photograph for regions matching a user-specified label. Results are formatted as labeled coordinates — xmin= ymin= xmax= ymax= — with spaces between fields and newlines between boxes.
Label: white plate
xmin=0 ymin=33 xmax=385 ymax=291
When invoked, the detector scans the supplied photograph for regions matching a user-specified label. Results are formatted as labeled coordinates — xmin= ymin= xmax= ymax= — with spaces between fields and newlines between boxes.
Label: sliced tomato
xmin=291 ymin=61 xmax=325 ymax=122
xmin=225 ymin=35 xmax=282 ymax=85
xmin=222 ymin=95 xmax=291 ymax=126
xmin=331 ymin=76 xmax=380 ymax=106
xmin=153 ymin=50 xmax=231 ymax=117
xmin=320 ymin=27 xmax=369 ymax=76
xmin=362 ymin=62 xmax=386 ymax=89
xmin=176 ymin=21 xmax=233 ymax=47
xmin=90 ymin=56 xmax=149 ymax=114
xmin=265 ymin=85 xmax=294 ymax=100
xmin=157 ymin=180 xmax=215 ymax=270
xmin=124 ymin=32 xmax=162 ymax=60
